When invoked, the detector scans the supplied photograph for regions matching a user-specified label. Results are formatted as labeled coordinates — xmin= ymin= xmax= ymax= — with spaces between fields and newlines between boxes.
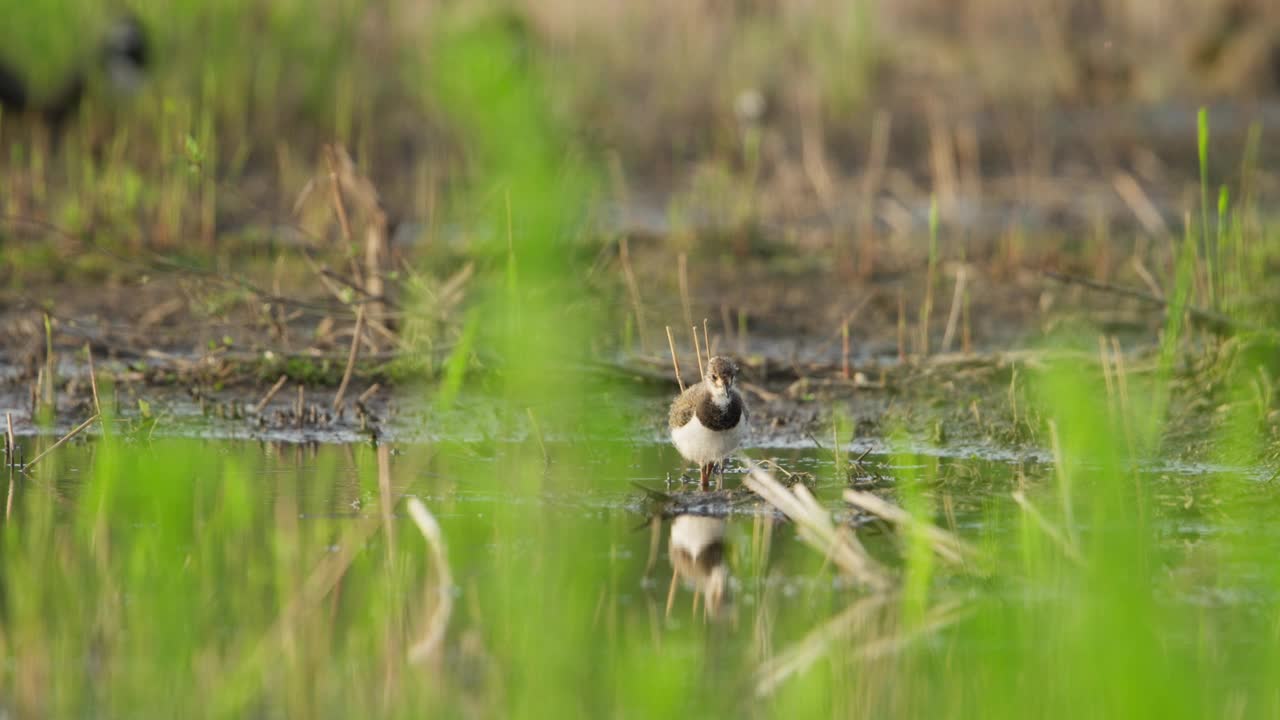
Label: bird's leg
xmin=699 ymin=463 xmax=711 ymax=490
xmin=717 ymin=460 xmax=726 ymax=490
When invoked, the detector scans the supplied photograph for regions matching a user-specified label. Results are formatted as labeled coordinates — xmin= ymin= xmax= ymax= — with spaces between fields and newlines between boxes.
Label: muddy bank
xmin=4 ymin=337 xmax=1259 ymax=473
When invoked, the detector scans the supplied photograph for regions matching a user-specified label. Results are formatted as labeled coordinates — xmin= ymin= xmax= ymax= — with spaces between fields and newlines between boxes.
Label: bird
xmin=0 ymin=14 xmax=149 ymax=135
xmin=668 ymin=356 xmax=748 ymax=490
xmin=668 ymin=514 xmax=729 ymax=617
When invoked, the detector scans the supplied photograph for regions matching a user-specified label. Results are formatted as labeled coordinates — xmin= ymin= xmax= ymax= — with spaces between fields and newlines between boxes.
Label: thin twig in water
xmin=665 ymin=567 xmax=679 ymax=618
xmin=844 ymin=489 xmax=985 ymax=571
xmin=758 ymin=457 xmax=798 ymax=480
xmin=804 ymin=431 xmax=827 ymax=453
xmin=756 ymin=597 xmax=968 ymax=697
xmin=356 ymin=383 xmax=381 ymax=406
xmin=406 ymin=497 xmax=454 ymax=664
xmin=850 ymin=447 xmax=873 ymax=476
xmin=222 ymin=509 xmax=387 ymax=712
xmin=377 ymin=444 xmax=396 ymax=564
xmin=25 ymin=414 xmax=99 ymax=470
xmin=741 ymin=456 xmax=891 ymax=590
xmin=526 ymin=408 xmax=549 ymax=466
xmin=43 ymin=314 xmax=55 ymax=411
xmin=1047 ymin=420 xmax=1079 ymax=548
xmin=1011 ymin=490 xmax=1085 ymax=565
xmin=332 ymin=305 xmax=366 ymax=411
xmin=755 ymin=594 xmax=890 ymax=697
xmin=255 ymin=375 xmax=290 ymax=415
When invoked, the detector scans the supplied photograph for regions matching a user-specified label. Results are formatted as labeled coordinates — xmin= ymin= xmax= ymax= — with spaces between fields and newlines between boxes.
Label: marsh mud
xmin=0 ymin=235 xmax=1266 ymax=469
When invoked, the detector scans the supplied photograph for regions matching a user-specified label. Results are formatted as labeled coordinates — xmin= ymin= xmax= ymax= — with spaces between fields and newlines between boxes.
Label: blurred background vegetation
xmin=2 ymin=0 xmax=1278 ymax=261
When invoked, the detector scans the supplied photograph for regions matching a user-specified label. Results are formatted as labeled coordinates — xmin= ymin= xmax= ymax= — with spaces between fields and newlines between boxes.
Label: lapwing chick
xmin=669 ymin=514 xmax=730 ymax=617
xmin=669 ymin=356 xmax=748 ymax=490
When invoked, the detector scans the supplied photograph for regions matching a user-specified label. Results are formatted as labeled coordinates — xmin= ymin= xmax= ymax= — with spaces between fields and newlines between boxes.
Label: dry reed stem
xmin=757 ymin=597 xmax=967 ymax=697
xmin=841 ymin=321 xmax=851 ymax=379
xmin=363 ymin=209 xmax=388 ymax=335
xmin=618 ymin=237 xmax=648 ymax=351
xmin=896 ymin=291 xmax=906 ymax=362
xmin=377 ymin=444 xmax=396 ymax=565
xmin=25 ymin=413 xmax=99 ymax=470
xmin=665 ymin=326 xmax=686 ymax=392
xmin=42 ymin=315 xmax=55 ymax=412
xmin=1098 ymin=336 xmax=1117 ymax=416
xmin=691 ymin=325 xmax=705 ymax=380
xmin=800 ymin=114 xmax=835 ymax=212
xmin=665 ymin=567 xmax=679 ymax=618
xmin=406 ymin=497 xmax=454 ymax=664
xmin=1110 ymin=336 xmax=1134 ymax=424
xmin=1011 ymin=490 xmax=1085 ymax=565
xmin=1110 ymin=336 xmax=1143 ymax=516
xmin=227 ymin=510 xmax=386 ymax=710
xmin=84 ymin=344 xmax=101 ymax=417
xmin=737 ymin=308 xmax=747 ymax=356
xmin=1008 ymin=367 xmax=1020 ymax=425
xmin=332 ymin=305 xmax=366 ymax=411
xmin=927 ymin=103 xmax=959 ymax=215
xmin=677 ymin=253 xmax=692 ymax=332
xmin=255 ymin=374 xmax=290 ymax=415
xmin=940 ymin=265 xmax=967 ymax=353
xmin=741 ymin=456 xmax=890 ymax=590
xmin=720 ymin=304 xmax=734 ymax=352
xmin=526 ymin=408 xmax=549 ymax=466
xmin=323 ymin=145 xmax=354 ymax=245
xmin=1113 ymin=172 xmax=1170 ymax=238
xmin=357 ymin=383 xmax=381 ymax=405
xmin=5 ymin=413 xmax=14 ymax=464
xmin=859 ymin=110 xmax=892 ymax=276
xmin=702 ymin=318 xmax=712 ymax=359
xmin=643 ymin=515 xmax=661 ymax=577
xmin=1047 ymin=420 xmax=1079 ymax=547
xmin=755 ymin=593 xmax=891 ymax=696
xmin=1131 ymin=255 xmax=1164 ymax=300
xmin=843 ymin=490 xmax=985 ymax=571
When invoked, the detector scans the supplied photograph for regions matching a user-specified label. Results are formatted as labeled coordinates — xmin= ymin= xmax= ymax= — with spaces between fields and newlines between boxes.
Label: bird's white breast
xmin=671 ymin=413 xmax=746 ymax=466
xmin=670 ymin=515 xmax=727 ymax=557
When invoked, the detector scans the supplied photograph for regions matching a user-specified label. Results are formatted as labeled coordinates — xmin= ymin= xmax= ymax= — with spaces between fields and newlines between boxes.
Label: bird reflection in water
xmin=666 ymin=514 xmax=731 ymax=621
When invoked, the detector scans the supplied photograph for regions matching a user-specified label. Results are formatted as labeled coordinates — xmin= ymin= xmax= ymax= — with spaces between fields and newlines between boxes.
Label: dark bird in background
xmin=0 ymin=14 xmax=149 ymax=134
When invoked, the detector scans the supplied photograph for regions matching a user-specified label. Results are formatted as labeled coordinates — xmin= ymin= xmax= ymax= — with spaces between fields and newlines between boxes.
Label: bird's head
xmin=705 ymin=356 xmax=738 ymax=399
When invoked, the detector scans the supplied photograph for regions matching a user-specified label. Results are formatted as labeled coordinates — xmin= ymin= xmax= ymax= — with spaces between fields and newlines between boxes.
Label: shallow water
xmin=6 ymin=428 xmax=1280 ymax=717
